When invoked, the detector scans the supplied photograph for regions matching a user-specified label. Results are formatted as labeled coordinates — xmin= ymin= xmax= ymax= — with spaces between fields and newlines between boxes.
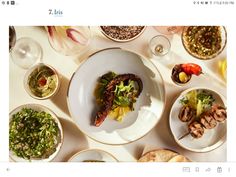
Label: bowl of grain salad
xmin=100 ymin=26 xmax=146 ymax=42
xmin=182 ymin=26 xmax=227 ymax=60
xmin=9 ymin=104 xmax=63 ymax=162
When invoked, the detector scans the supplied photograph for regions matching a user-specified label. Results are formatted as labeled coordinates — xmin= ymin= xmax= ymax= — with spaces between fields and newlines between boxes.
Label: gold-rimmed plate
xmin=169 ymin=87 xmax=227 ymax=152
xmin=68 ymin=149 xmax=118 ymax=162
xmin=67 ymin=48 xmax=165 ymax=145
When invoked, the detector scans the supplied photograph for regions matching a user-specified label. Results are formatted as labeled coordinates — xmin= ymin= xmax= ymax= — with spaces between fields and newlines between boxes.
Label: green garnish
xmin=113 ymin=80 xmax=138 ymax=109
xmin=96 ymin=72 xmax=117 ymax=104
xmin=94 ymin=71 xmax=140 ymax=122
xmin=180 ymin=90 xmax=215 ymax=117
xmin=9 ymin=108 xmax=60 ymax=160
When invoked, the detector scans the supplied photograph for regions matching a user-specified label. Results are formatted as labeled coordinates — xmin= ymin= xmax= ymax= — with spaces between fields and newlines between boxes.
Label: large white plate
xmin=67 ymin=48 xmax=165 ymax=145
xmin=169 ymin=87 xmax=227 ymax=152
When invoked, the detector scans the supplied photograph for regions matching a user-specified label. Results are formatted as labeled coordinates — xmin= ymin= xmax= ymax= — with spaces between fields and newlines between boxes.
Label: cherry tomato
xmin=181 ymin=63 xmax=202 ymax=76
xmin=38 ymin=77 xmax=47 ymax=87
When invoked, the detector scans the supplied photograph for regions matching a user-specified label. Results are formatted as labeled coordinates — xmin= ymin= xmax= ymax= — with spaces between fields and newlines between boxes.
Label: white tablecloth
xmin=10 ymin=26 xmax=227 ymax=162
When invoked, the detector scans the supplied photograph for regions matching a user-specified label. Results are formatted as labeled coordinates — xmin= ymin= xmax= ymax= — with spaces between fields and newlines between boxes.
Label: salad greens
xmin=180 ymin=90 xmax=215 ymax=117
xmin=9 ymin=108 xmax=60 ymax=160
xmin=95 ymin=72 xmax=117 ymax=104
xmin=113 ymin=80 xmax=138 ymax=109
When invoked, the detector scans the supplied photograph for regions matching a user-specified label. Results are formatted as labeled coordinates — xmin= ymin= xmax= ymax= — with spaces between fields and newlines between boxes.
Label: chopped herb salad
xmin=9 ymin=107 xmax=61 ymax=160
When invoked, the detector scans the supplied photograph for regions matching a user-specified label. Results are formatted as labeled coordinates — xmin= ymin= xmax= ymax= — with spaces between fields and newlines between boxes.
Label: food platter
xmin=169 ymin=87 xmax=227 ymax=152
xmin=67 ymin=48 xmax=165 ymax=145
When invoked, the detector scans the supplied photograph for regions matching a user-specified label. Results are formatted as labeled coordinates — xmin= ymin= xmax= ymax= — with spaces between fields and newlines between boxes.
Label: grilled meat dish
xmin=94 ymin=73 xmax=143 ymax=127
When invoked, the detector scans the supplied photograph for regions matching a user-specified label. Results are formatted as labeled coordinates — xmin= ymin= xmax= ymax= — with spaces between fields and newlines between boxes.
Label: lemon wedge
xmin=219 ymin=59 xmax=227 ymax=80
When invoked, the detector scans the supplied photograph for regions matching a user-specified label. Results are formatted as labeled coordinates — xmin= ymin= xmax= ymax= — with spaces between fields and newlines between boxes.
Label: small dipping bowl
xmin=171 ymin=64 xmax=192 ymax=86
xmin=24 ymin=63 xmax=60 ymax=100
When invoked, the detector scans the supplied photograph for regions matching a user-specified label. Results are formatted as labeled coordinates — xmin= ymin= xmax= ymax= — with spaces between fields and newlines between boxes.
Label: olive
xmin=179 ymin=72 xmax=189 ymax=83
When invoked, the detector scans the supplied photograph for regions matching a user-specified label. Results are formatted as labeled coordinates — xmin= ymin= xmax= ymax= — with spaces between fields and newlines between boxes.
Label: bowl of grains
xmin=100 ymin=26 xmax=146 ymax=42
xmin=182 ymin=26 xmax=227 ymax=60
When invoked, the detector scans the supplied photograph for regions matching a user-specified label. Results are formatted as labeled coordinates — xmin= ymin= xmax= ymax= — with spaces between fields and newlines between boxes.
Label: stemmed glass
xmin=154 ymin=26 xmax=182 ymax=35
xmin=149 ymin=35 xmax=171 ymax=57
xmin=9 ymin=26 xmax=42 ymax=69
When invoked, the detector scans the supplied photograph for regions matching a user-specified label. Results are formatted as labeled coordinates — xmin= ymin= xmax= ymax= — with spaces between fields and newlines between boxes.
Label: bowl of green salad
xmin=24 ymin=63 xmax=60 ymax=100
xmin=9 ymin=104 xmax=63 ymax=162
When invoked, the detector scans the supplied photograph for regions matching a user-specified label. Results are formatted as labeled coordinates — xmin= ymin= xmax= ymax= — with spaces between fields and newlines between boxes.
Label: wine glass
xmin=149 ymin=35 xmax=171 ymax=57
xmin=10 ymin=26 xmax=42 ymax=69
xmin=154 ymin=26 xmax=183 ymax=35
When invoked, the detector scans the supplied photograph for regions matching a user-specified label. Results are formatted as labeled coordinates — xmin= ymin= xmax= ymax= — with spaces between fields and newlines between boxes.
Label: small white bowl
xmin=9 ymin=104 xmax=63 ymax=162
xmin=68 ymin=149 xmax=118 ymax=162
xmin=24 ymin=63 xmax=60 ymax=100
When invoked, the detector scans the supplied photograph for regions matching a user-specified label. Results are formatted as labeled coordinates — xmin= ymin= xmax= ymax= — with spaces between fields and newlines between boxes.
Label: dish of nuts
xmin=100 ymin=26 xmax=145 ymax=42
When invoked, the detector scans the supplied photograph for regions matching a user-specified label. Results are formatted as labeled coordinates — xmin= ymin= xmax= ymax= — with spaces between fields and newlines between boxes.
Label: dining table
xmin=9 ymin=26 xmax=227 ymax=162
